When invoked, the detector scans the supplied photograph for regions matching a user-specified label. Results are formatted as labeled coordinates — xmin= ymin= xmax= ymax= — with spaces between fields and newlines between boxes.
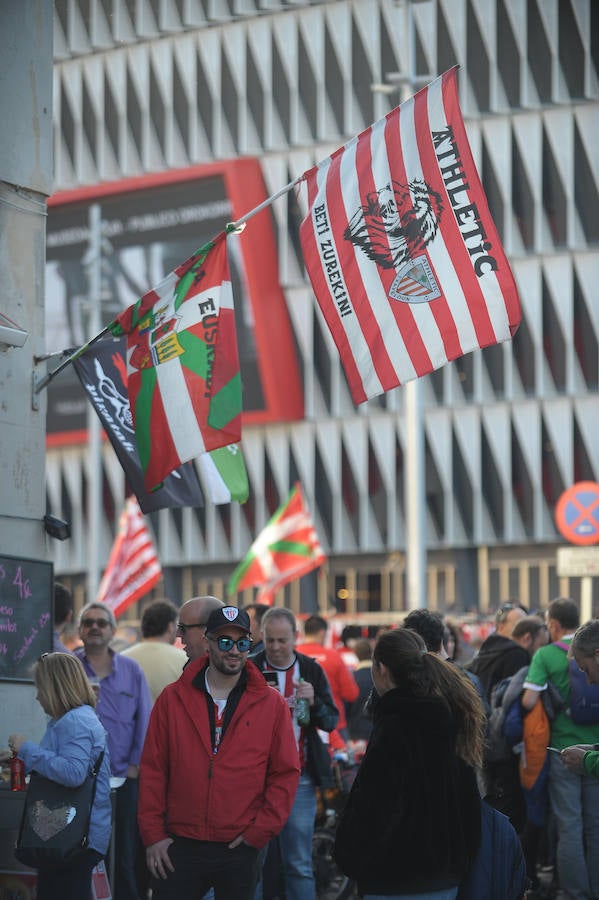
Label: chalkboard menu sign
xmin=0 ymin=555 xmax=53 ymax=681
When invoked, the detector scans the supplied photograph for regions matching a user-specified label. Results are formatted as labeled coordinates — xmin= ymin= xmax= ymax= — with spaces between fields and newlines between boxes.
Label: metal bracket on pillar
xmin=31 ymin=348 xmax=79 ymax=411
xmin=31 ymin=367 xmax=49 ymax=410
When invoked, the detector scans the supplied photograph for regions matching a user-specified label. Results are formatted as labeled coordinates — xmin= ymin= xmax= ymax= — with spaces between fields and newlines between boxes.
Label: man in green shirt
xmin=560 ymin=619 xmax=599 ymax=781
xmin=522 ymin=598 xmax=599 ymax=899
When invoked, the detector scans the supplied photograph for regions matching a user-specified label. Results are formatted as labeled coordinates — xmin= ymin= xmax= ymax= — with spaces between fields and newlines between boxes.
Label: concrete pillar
xmin=0 ymin=0 xmax=54 ymax=743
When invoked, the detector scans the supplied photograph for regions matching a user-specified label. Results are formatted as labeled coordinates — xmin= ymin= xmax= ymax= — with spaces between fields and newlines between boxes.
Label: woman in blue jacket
xmin=7 ymin=652 xmax=111 ymax=900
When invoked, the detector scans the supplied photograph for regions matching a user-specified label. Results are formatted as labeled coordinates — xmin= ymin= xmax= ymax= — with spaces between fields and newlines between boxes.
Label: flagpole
xmin=228 ymin=178 xmax=301 ymax=231
xmin=33 ymin=324 xmax=112 ymax=394
xmin=86 ymin=203 xmax=103 ymax=603
xmin=393 ymin=1 xmax=429 ymax=612
xmin=34 ymin=180 xmax=301 ymax=396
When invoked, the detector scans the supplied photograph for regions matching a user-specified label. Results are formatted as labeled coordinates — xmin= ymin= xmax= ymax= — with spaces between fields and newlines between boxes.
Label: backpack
xmin=485 ymin=667 xmax=529 ymax=764
xmin=457 ymin=800 xmax=528 ymax=900
xmin=555 ymin=641 xmax=599 ymax=725
xmin=485 ymin=666 xmax=564 ymax=764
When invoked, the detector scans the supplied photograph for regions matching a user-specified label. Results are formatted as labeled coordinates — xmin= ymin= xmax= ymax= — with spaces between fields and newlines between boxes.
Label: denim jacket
xmin=18 ymin=704 xmax=112 ymax=855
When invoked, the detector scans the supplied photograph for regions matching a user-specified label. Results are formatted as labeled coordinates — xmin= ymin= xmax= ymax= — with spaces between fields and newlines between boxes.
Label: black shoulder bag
xmin=14 ymin=746 xmax=106 ymax=870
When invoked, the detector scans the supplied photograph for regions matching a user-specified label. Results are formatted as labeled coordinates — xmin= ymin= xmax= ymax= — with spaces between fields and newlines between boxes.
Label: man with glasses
xmin=176 ymin=595 xmax=224 ymax=662
xmin=138 ymin=605 xmax=300 ymax=900
xmin=76 ymin=600 xmax=152 ymax=900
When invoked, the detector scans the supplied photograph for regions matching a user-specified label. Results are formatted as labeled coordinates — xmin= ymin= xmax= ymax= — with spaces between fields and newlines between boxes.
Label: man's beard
xmin=209 ymin=654 xmax=245 ymax=676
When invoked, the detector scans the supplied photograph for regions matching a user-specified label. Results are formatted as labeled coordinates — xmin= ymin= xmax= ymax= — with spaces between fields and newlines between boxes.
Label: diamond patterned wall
xmin=46 ymin=0 xmax=599 ymax=613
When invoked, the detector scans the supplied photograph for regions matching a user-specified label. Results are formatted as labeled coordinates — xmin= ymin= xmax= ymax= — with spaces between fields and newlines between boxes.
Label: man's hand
xmin=560 ymin=745 xmax=592 ymax=774
xmin=295 ymin=679 xmax=315 ymax=706
xmin=126 ymin=764 xmax=139 ymax=779
xmin=146 ymin=838 xmax=174 ymax=879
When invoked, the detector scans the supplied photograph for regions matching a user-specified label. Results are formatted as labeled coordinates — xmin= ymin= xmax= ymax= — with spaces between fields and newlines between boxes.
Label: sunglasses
xmin=176 ymin=622 xmax=207 ymax=634
xmin=495 ymin=602 xmax=516 ymax=624
xmin=208 ymin=635 xmax=252 ymax=653
xmin=81 ymin=618 xmax=112 ymax=629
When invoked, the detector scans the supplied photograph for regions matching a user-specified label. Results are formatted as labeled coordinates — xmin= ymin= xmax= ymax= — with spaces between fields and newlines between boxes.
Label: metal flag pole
xmin=33 ymin=325 xmax=112 ymax=394
xmin=86 ymin=204 xmax=103 ymax=603
xmin=33 ymin=181 xmax=301 ymax=397
xmin=396 ymin=0 xmax=430 ymax=611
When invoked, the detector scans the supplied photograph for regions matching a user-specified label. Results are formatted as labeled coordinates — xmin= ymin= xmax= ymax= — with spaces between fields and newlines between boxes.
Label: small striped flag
xmin=299 ymin=67 xmax=521 ymax=405
xmin=96 ymin=496 xmax=162 ymax=617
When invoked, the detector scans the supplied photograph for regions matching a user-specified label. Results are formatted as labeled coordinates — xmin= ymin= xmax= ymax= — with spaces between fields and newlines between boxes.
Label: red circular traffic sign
xmin=555 ymin=481 xmax=599 ymax=545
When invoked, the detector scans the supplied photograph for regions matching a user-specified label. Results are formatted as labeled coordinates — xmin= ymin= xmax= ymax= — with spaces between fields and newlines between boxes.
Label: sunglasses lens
xmin=82 ymin=618 xmax=110 ymax=628
xmin=216 ymin=636 xmax=251 ymax=652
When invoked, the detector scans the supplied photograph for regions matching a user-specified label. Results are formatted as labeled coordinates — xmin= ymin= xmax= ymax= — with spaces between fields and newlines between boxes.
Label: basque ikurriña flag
xmin=298 ymin=67 xmax=522 ymax=405
xmin=227 ymin=482 xmax=326 ymax=604
xmin=109 ymin=232 xmax=242 ymax=491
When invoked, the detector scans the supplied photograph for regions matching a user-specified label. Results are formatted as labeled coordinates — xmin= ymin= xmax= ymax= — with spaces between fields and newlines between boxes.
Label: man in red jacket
xmin=297 ymin=614 xmax=359 ymax=740
xmin=138 ymin=605 xmax=300 ymax=899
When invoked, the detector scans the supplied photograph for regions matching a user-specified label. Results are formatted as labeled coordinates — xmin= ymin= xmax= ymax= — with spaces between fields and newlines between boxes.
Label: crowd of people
xmin=2 ymin=583 xmax=599 ymax=900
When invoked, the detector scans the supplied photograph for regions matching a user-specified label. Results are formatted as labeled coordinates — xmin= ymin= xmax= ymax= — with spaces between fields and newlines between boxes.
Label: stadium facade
xmin=46 ymin=0 xmax=599 ymax=619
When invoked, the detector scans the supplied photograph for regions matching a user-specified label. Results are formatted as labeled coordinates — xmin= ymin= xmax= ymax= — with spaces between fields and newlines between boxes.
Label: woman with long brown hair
xmin=334 ymin=628 xmax=485 ymax=899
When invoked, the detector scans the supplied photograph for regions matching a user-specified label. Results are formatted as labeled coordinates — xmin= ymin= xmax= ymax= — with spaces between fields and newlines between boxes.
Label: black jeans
xmin=37 ymin=849 xmax=103 ymax=900
xmin=151 ymin=836 xmax=259 ymax=900
xmin=113 ymin=776 xmax=143 ymax=900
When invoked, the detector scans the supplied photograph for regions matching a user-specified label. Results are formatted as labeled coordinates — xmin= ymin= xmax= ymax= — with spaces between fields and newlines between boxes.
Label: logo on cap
xmin=206 ymin=606 xmax=251 ymax=634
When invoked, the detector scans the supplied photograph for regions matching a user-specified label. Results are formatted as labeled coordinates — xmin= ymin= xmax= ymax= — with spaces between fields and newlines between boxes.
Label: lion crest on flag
xmin=344 ymin=179 xmax=443 ymax=270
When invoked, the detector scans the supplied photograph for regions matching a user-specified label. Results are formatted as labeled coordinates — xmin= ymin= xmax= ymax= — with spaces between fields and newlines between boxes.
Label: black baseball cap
xmin=205 ymin=606 xmax=251 ymax=635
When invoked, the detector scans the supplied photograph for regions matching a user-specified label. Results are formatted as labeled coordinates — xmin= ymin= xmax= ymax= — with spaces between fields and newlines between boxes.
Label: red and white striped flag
xmin=96 ymin=496 xmax=162 ymax=617
xmin=299 ymin=67 xmax=522 ymax=405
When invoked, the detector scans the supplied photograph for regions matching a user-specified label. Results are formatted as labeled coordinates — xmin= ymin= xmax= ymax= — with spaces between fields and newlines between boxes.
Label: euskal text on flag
xmin=110 ymin=232 xmax=242 ymax=491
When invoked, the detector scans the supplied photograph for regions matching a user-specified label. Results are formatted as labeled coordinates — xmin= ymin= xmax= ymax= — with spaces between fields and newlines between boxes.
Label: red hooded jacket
xmin=138 ymin=656 xmax=300 ymax=849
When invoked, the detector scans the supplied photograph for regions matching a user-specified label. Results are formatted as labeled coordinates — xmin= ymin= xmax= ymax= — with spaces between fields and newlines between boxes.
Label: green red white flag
xmin=96 ymin=496 xmax=162 ymax=617
xmin=228 ymin=482 xmax=326 ymax=604
xmin=109 ymin=232 xmax=242 ymax=491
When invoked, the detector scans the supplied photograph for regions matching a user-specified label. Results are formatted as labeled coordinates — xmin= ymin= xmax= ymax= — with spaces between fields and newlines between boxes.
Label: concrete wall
xmin=0 ymin=0 xmax=55 ymax=748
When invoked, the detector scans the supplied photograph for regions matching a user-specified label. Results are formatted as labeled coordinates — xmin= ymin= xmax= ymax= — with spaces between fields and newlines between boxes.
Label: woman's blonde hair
xmin=374 ymin=628 xmax=486 ymax=769
xmin=34 ymin=652 xmax=97 ymax=719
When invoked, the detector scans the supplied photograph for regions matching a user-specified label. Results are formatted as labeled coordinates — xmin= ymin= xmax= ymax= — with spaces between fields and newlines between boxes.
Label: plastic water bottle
xmin=295 ymin=679 xmax=310 ymax=726
xmin=10 ymin=753 xmax=25 ymax=792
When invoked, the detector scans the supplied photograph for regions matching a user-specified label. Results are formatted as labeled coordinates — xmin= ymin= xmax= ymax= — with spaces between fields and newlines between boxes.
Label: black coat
xmin=334 ymin=687 xmax=481 ymax=896
xmin=346 ymin=664 xmax=374 ymax=741
xmin=467 ymin=635 xmax=530 ymax=702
